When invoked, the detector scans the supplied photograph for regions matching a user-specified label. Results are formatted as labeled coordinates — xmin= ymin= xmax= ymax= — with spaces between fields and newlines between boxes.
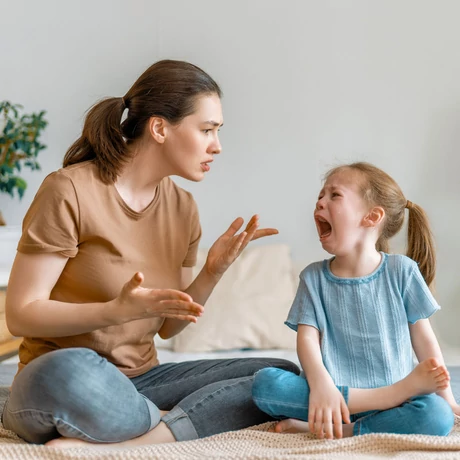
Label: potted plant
xmin=0 ymin=101 xmax=48 ymax=226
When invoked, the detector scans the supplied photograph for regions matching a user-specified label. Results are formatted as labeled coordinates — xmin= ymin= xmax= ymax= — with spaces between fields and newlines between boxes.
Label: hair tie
xmin=406 ymin=200 xmax=413 ymax=210
xmin=121 ymin=97 xmax=127 ymax=109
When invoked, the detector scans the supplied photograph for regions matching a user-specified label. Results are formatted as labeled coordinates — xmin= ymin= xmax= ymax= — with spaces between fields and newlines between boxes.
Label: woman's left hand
xmin=205 ymin=215 xmax=278 ymax=278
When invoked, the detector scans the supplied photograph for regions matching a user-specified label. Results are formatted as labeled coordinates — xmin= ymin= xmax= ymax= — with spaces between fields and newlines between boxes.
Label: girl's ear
xmin=149 ymin=117 xmax=167 ymax=144
xmin=363 ymin=206 xmax=385 ymax=228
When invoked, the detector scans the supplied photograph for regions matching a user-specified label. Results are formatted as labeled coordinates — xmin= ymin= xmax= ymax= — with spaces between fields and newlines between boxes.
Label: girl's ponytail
xmin=405 ymin=200 xmax=436 ymax=289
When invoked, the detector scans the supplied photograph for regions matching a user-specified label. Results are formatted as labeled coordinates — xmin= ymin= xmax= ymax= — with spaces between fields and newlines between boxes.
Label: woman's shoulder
xmin=58 ymin=160 xmax=99 ymax=181
xmin=41 ymin=161 xmax=98 ymax=186
xmin=161 ymin=177 xmax=197 ymax=205
xmin=33 ymin=161 xmax=100 ymax=202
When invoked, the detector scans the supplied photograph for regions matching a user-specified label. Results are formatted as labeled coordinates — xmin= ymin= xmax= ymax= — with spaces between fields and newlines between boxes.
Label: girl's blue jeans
xmin=252 ymin=368 xmax=455 ymax=436
xmin=1 ymin=348 xmax=299 ymax=444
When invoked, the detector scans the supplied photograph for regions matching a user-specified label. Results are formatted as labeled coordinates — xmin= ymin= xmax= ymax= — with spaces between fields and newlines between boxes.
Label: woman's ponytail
xmin=63 ymin=97 xmax=128 ymax=183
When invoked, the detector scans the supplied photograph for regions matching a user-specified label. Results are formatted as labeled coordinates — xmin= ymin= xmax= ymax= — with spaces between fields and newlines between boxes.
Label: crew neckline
xmin=323 ymin=252 xmax=387 ymax=284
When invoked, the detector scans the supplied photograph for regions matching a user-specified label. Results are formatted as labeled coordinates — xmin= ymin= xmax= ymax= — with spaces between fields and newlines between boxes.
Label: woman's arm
xmin=158 ymin=214 xmax=278 ymax=339
xmin=158 ymin=266 xmax=219 ymax=339
xmin=6 ymin=252 xmax=203 ymax=338
xmin=410 ymin=318 xmax=460 ymax=414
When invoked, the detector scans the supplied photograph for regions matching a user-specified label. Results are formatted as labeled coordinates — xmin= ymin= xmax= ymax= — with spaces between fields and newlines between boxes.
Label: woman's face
xmin=163 ymin=94 xmax=223 ymax=182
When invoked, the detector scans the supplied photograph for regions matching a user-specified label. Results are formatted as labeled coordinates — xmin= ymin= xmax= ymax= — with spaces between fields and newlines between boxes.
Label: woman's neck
xmin=330 ymin=249 xmax=382 ymax=278
xmin=114 ymin=143 xmax=165 ymax=212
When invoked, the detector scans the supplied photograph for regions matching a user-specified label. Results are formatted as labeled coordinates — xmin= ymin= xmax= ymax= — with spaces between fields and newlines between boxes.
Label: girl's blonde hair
xmin=325 ymin=162 xmax=436 ymax=288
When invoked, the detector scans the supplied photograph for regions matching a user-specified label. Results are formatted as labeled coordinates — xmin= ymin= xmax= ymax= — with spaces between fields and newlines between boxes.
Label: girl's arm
xmin=297 ymin=324 xmax=350 ymax=439
xmin=409 ymin=318 xmax=460 ymax=415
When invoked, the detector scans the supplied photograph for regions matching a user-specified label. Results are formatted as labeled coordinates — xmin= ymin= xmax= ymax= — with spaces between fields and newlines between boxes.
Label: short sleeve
xmin=17 ymin=171 xmax=79 ymax=258
xmin=285 ymin=274 xmax=319 ymax=332
xmin=402 ymin=260 xmax=440 ymax=324
xmin=182 ymin=197 xmax=201 ymax=267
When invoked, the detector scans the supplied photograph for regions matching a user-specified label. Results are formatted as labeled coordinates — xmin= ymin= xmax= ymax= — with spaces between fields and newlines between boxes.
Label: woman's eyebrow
xmin=202 ymin=120 xmax=224 ymax=127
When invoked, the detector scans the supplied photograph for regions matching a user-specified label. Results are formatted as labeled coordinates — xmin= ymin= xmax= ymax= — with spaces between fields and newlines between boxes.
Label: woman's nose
xmin=212 ymin=140 xmax=222 ymax=154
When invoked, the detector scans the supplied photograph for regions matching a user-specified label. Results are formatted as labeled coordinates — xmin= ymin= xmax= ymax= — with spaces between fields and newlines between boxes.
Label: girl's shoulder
xmin=299 ymin=260 xmax=325 ymax=280
xmin=385 ymin=253 xmax=418 ymax=270
xmin=385 ymin=253 xmax=420 ymax=282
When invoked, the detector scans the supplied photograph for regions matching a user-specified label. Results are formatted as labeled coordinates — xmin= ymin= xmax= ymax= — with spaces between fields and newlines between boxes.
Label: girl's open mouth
xmin=315 ymin=216 xmax=332 ymax=240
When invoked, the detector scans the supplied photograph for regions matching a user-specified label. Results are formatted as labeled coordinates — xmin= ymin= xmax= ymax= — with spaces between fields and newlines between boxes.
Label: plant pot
xmin=0 ymin=211 xmax=5 ymax=226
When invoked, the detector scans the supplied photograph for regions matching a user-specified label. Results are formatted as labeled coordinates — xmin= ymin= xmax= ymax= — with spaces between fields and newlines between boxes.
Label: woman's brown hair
xmin=325 ymin=162 xmax=436 ymax=288
xmin=63 ymin=60 xmax=222 ymax=183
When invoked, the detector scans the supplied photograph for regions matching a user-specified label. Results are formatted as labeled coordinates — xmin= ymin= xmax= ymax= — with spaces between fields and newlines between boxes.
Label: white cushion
xmin=173 ymin=244 xmax=297 ymax=352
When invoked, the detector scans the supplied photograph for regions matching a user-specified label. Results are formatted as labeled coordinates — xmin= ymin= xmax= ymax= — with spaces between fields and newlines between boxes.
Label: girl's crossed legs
xmin=252 ymin=358 xmax=454 ymax=438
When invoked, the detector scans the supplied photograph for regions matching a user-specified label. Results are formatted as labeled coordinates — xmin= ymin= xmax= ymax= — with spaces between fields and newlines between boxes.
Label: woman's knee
xmin=411 ymin=394 xmax=455 ymax=436
xmin=21 ymin=348 xmax=107 ymax=385
xmin=6 ymin=348 xmax=155 ymax=443
xmin=11 ymin=348 xmax=116 ymax=408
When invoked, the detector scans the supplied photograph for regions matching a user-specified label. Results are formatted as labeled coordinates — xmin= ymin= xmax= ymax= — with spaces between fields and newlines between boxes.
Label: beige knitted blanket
xmin=0 ymin=418 xmax=460 ymax=460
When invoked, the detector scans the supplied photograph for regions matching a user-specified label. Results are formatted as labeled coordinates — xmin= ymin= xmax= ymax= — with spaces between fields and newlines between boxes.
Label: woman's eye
xmin=332 ymin=192 xmax=340 ymax=198
xmin=203 ymin=129 xmax=211 ymax=134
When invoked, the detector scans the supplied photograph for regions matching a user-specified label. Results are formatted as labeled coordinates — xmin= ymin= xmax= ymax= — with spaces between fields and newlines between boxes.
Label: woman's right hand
xmin=308 ymin=381 xmax=350 ymax=439
xmin=115 ymin=272 xmax=204 ymax=323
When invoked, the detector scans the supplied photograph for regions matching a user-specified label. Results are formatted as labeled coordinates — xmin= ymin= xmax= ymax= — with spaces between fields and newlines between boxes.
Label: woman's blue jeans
xmin=252 ymin=368 xmax=455 ymax=436
xmin=1 ymin=348 xmax=299 ymax=444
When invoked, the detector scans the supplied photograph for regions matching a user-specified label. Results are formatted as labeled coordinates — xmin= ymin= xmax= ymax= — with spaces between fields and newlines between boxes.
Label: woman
xmin=2 ymin=60 xmax=299 ymax=448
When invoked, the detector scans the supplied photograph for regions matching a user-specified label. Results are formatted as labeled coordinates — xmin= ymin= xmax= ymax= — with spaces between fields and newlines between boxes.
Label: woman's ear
xmin=149 ymin=117 xmax=167 ymax=144
xmin=363 ymin=206 xmax=385 ymax=228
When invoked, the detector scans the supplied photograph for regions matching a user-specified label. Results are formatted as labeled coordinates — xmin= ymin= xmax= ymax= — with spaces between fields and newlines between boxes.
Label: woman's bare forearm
xmin=7 ymin=298 xmax=124 ymax=338
xmin=158 ymin=266 xmax=220 ymax=339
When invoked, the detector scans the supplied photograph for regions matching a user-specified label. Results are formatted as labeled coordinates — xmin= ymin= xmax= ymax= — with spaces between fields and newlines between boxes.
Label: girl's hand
xmin=115 ymin=272 xmax=204 ymax=322
xmin=205 ymin=215 xmax=278 ymax=278
xmin=308 ymin=382 xmax=351 ymax=439
xmin=450 ymin=403 xmax=460 ymax=417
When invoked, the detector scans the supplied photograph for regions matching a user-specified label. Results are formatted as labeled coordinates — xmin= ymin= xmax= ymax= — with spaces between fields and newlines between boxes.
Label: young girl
xmin=252 ymin=162 xmax=459 ymax=439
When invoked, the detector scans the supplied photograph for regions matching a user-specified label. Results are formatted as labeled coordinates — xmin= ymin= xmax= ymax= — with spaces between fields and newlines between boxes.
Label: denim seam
xmin=162 ymin=406 xmax=199 ymax=441
xmin=139 ymin=394 xmax=161 ymax=432
xmin=135 ymin=362 xmax=274 ymax=391
xmin=4 ymin=407 xmax=121 ymax=443
xmin=252 ymin=396 xmax=308 ymax=409
xmin=353 ymin=411 xmax=377 ymax=436
xmin=185 ymin=376 xmax=253 ymax=415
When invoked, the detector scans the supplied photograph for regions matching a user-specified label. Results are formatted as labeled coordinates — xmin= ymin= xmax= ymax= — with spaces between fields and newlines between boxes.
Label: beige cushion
xmin=173 ymin=244 xmax=297 ymax=352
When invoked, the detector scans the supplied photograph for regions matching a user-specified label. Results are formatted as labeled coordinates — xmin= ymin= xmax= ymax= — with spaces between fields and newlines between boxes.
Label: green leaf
xmin=0 ymin=100 xmax=47 ymax=200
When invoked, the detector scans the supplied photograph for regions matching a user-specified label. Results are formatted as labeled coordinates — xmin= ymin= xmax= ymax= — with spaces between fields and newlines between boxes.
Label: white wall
xmin=1 ymin=0 xmax=460 ymax=347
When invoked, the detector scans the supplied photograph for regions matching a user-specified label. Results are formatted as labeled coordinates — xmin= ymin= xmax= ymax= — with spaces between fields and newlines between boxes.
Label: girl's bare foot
xmin=272 ymin=419 xmax=355 ymax=438
xmin=348 ymin=358 xmax=450 ymax=414
xmin=401 ymin=358 xmax=450 ymax=396
xmin=273 ymin=419 xmax=310 ymax=434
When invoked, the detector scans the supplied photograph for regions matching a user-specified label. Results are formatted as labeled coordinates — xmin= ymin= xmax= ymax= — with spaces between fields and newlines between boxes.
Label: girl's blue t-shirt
xmin=286 ymin=253 xmax=439 ymax=388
